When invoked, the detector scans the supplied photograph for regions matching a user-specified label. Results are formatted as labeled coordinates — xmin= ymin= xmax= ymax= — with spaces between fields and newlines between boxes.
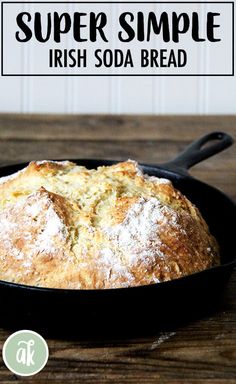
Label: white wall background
xmin=0 ymin=0 xmax=235 ymax=115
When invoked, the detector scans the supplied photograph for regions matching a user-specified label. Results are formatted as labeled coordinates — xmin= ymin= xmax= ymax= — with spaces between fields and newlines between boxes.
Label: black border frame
xmin=1 ymin=1 xmax=234 ymax=76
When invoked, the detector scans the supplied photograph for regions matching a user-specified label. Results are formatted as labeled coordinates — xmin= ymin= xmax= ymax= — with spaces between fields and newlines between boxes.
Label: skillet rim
xmin=0 ymin=158 xmax=235 ymax=294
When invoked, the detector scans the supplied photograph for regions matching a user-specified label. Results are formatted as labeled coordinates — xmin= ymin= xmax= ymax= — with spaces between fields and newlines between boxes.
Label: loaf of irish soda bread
xmin=0 ymin=160 xmax=219 ymax=289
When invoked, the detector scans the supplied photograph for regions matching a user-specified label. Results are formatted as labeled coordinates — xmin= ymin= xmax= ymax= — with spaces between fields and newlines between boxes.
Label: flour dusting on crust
xmin=37 ymin=204 xmax=68 ymax=254
xmin=35 ymin=160 xmax=72 ymax=166
xmin=104 ymin=197 xmax=183 ymax=265
xmin=0 ymin=189 xmax=69 ymax=263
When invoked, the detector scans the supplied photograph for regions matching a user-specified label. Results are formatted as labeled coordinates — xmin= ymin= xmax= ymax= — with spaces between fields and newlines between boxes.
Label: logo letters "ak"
xmin=16 ymin=340 xmax=35 ymax=367
xmin=2 ymin=330 xmax=49 ymax=376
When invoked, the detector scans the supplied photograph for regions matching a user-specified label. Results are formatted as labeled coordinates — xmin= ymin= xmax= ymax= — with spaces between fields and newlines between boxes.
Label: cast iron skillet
xmin=0 ymin=131 xmax=235 ymax=337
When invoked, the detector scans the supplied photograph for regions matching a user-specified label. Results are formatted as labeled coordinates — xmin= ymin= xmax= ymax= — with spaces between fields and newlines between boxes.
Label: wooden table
xmin=0 ymin=114 xmax=235 ymax=383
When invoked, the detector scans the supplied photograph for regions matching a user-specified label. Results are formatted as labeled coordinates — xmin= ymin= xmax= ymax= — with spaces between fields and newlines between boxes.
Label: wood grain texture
xmin=0 ymin=114 xmax=235 ymax=140
xmin=0 ymin=114 xmax=235 ymax=384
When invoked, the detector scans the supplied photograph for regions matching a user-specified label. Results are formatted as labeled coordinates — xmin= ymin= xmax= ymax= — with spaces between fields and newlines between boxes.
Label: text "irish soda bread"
xmin=0 ymin=160 xmax=219 ymax=289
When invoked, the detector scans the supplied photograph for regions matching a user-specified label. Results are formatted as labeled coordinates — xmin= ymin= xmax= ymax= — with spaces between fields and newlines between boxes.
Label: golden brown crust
xmin=0 ymin=160 xmax=219 ymax=289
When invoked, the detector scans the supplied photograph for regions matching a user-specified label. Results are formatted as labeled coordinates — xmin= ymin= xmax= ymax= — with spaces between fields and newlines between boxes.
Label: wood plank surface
xmin=0 ymin=114 xmax=235 ymax=383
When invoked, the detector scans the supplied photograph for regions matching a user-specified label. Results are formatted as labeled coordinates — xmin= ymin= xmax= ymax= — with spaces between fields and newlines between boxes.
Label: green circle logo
xmin=2 ymin=330 xmax=49 ymax=376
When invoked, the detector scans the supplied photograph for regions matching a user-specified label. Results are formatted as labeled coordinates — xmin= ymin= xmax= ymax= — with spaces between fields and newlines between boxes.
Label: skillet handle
xmin=162 ymin=131 xmax=233 ymax=175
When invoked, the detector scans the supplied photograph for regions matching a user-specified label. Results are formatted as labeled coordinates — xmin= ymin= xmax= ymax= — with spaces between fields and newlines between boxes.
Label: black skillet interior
xmin=0 ymin=132 xmax=235 ymax=337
